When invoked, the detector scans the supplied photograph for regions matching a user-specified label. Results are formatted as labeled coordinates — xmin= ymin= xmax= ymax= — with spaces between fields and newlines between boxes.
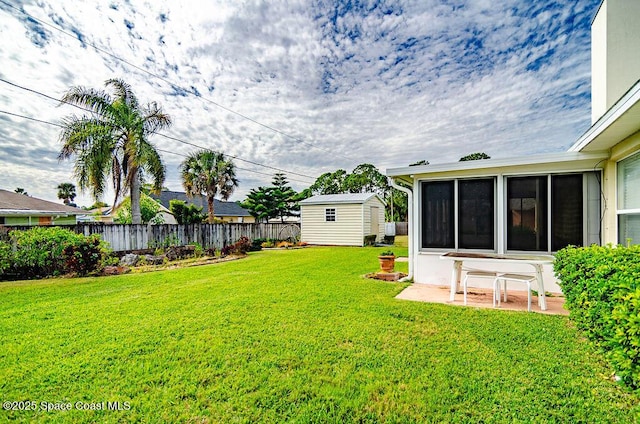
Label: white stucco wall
xmin=591 ymin=0 xmax=640 ymax=123
xmin=413 ymin=252 xmax=562 ymax=294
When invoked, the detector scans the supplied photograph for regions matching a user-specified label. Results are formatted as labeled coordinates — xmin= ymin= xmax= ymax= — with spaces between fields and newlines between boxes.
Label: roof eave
xmin=299 ymin=193 xmax=383 ymax=206
xmin=569 ymin=79 xmax=640 ymax=152
xmin=0 ymin=210 xmax=85 ymax=216
xmin=386 ymin=151 xmax=608 ymax=178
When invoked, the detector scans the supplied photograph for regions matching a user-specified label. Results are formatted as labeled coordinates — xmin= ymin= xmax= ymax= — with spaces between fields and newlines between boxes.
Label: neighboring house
xmin=81 ymin=206 xmax=113 ymax=223
xmin=299 ymin=193 xmax=385 ymax=246
xmin=386 ymin=0 xmax=640 ymax=293
xmin=110 ymin=196 xmax=178 ymax=225
xmin=150 ymin=191 xmax=255 ymax=223
xmin=0 ymin=189 xmax=87 ymax=226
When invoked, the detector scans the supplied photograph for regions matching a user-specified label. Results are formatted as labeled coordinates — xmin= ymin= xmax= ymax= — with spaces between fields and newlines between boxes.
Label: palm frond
xmin=60 ymin=86 xmax=112 ymax=117
xmin=105 ymin=78 xmax=139 ymax=110
xmin=140 ymin=141 xmax=166 ymax=193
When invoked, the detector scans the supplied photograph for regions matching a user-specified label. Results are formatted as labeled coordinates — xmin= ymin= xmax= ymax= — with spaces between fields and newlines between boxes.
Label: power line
xmin=0 ymin=77 xmax=317 ymax=180
xmin=155 ymin=148 xmax=313 ymax=184
xmin=0 ymin=109 xmax=63 ymax=127
xmin=0 ymin=109 xmax=312 ymax=184
xmin=0 ymin=0 xmax=357 ymax=162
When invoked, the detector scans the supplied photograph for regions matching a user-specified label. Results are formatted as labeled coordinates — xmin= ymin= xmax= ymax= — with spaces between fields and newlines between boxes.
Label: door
xmin=370 ymin=206 xmax=379 ymax=240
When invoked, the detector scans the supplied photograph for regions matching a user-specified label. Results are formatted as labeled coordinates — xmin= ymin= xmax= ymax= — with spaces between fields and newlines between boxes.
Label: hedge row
xmin=0 ymin=227 xmax=111 ymax=280
xmin=554 ymin=244 xmax=640 ymax=390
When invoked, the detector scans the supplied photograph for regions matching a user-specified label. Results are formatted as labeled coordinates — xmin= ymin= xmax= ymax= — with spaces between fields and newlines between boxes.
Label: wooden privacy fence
xmin=4 ymin=223 xmax=300 ymax=252
xmin=395 ymin=222 xmax=408 ymax=235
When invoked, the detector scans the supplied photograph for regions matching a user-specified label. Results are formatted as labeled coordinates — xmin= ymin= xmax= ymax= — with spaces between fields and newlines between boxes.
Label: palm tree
xmin=56 ymin=182 xmax=77 ymax=205
xmin=180 ymin=149 xmax=238 ymax=223
xmin=58 ymin=79 xmax=171 ymax=224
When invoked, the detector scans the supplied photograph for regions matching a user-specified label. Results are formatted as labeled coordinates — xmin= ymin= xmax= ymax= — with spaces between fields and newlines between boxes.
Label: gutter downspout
xmin=390 ymin=178 xmax=413 ymax=282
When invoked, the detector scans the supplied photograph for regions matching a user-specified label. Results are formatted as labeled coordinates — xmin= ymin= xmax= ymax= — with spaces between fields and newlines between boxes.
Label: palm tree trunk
xmin=207 ymin=195 xmax=215 ymax=224
xmin=130 ymin=168 xmax=142 ymax=225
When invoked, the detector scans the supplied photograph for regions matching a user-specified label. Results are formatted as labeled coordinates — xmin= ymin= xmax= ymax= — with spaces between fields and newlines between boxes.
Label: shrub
xmin=554 ymin=244 xmax=640 ymax=390
xmin=62 ymin=234 xmax=105 ymax=276
xmin=114 ymin=193 xmax=164 ymax=224
xmin=364 ymin=234 xmax=376 ymax=246
xmin=169 ymin=200 xmax=205 ymax=224
xmin=261 ymin=240 xmax=276 ymax=248
xmin=2 ymin=227 xmax=111 ymax=280
xmin=251 ymin=238 xmax=266 ymax=251
xmin=222 ymin=236 xmax=252 ymax=256
xmin=0 ymin=240 xmax=13 ymax=276
xmin=11 ymin=227 xmax=82 ymax=277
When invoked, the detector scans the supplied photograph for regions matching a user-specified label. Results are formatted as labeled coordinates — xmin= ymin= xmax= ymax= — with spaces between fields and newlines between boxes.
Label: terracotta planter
xmin=378 ymin=255 xmax=396 ymax=273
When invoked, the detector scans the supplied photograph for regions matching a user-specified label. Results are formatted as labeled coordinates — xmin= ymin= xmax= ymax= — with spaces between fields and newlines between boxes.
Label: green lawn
xmin=1 ymin=247 xmax=638 ymax=423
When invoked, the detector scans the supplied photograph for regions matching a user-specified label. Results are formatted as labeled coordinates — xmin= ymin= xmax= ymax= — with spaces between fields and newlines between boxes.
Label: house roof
xmin=0 ymin=189 xmax=87 ymax=216
xmin=150 ymin=191 xmax=251 ymax=217
xmin=569 ymin=79 xmax=640 ymax=153
xmin=386 ymin=151 xmax=609 ymax=181
xmin=299 ymin=193 xmax=383 ymax=205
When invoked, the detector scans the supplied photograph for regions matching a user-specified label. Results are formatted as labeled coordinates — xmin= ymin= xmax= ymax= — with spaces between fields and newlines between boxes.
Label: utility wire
xmin=0 ymin=77 xmax=317 ymax=180
xmin=0 ymin=109 xmax=63 ymax=127
xmin=0 ymin=109 xmax=313 ymax=184
xmin=0 ymin=0 xmax=357 ymax=162
xmin=155 ymin=147 xmax=308 ymax=183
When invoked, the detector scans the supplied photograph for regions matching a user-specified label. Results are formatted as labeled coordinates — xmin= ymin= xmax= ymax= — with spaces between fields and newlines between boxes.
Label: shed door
xmin=370 ymin=206 xmax=379 ymax=239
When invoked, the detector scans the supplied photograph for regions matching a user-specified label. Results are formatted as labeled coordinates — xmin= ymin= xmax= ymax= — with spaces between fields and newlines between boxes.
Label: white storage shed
xmin=299 ymin=193 xmax=386 ymax=246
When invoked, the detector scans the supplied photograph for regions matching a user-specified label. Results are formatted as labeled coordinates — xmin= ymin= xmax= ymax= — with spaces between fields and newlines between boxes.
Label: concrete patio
xmin=396 ymin=284 xmax=568 ymax=315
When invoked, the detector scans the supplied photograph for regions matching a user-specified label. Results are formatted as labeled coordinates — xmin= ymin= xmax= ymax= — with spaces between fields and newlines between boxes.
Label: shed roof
xmin=150 ymin=191 xmax=251 ymax=217
xmin=299 ymin=193 xmax=383 ymax=205
xmin=0 ymin=189 xmax=86 ymax=216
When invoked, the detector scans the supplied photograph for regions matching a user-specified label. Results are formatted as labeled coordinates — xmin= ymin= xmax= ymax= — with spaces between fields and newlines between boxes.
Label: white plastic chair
xmin=463 ymin=270 xmax=500 ymax=305
xmin=494 ymin=273 xmax=537 ymax=312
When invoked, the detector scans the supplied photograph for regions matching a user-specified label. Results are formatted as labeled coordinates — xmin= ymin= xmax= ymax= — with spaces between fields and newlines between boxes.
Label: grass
xmin=0 ymin=246 xmax=638 ymax=423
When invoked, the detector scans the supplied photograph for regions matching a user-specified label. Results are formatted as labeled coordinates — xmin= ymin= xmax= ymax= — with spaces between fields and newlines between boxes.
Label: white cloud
xmin=0 ymin=0 xmax=600 ymax=206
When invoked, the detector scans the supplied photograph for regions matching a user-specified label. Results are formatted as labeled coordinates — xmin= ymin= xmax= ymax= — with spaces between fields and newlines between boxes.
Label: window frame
xmin=418 ymin=171 xmax=601 ymax=254
xmin=617 ymin=151 xmax=640 ymax=244
xmin=419 ymin=177 xmax=497 ymax=252
xmin=325 ymin=208 xmax=336 ymax=222
xmin=504 ymin=172 xmax=598 ymax=253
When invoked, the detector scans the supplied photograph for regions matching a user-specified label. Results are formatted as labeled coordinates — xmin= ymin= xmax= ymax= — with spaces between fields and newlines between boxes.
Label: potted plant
xmin=378 ymin=250 xmax=396 ymax=273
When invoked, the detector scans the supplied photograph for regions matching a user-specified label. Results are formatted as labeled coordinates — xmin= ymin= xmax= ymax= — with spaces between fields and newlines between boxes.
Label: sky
xmin=0 ymin=0 xmax=601 ymax=207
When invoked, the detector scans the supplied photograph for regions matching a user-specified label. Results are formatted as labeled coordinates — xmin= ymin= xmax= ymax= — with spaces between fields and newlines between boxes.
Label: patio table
xmin=440 ymin=252 xmax=555 ymax=311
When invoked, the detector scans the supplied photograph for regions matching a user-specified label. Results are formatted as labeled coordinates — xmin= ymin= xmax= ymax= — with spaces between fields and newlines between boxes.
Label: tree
xmin=58 ymin=78 xmax=171 ymax=224
xmin=308 ymin=169 xmax=348 ymax=195
xmin=409 ymin=160 xmax=429 ymax=166
xmin=141 ymin=182 xmax=169 ymax=195
xmin=113 ymin=193 xmax=164 ymax=224
xmin=56 ymin=182 xmax=77 ymax=206
xmin=271 ymin=173 xmax=299 ymax=222
xmin=180 ymin=149 xmax=238 ymax=223
xmin=169 ymin=200 xmax=205 ymax=224
xmin=386 ymin=188 xmax=408 ymax=222
xmin=305 ymin=164 xmax=400 ymax=220
xmin=241 ymin=186 xmax=276 ymax=223
xmin=343 ymin=163 xmax=389 ymax=197
xmin=83 ymin=201 xmax=109 ymax=211
xmin=459 ymin=152 xmax=491 ymax=161
xmin=14 ymin=188 xmax=29 ymax=196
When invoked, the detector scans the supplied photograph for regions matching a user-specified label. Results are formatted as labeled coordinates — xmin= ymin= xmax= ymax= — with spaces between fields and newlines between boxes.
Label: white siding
xmin=362 ymin=197 xmax=385 ymax=241
xmin=300 ymin=195 xmax=385 ymax=246
xmin=301 ymin=203 xmax=365 ymax=246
